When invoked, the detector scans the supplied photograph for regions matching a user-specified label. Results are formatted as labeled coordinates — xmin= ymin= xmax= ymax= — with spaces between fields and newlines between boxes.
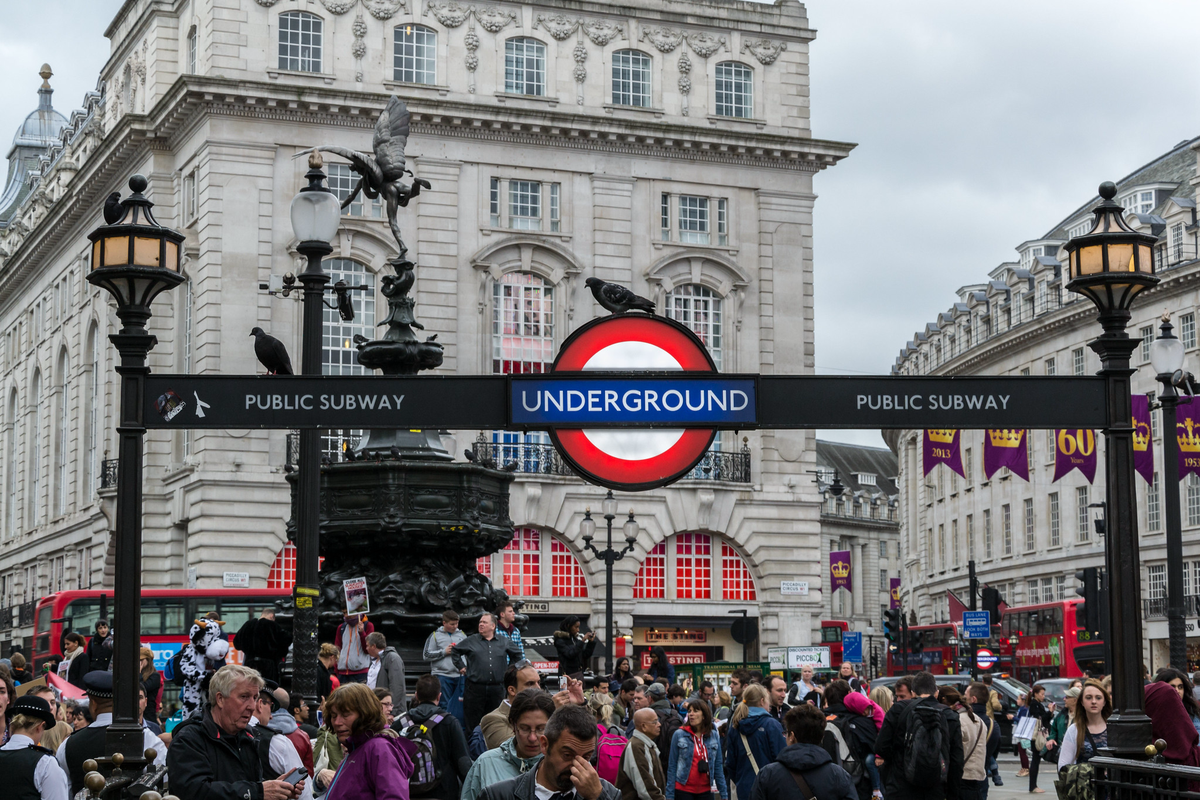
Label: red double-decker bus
xmin=885 ymin=598 xmax=1103 ymax=681
xmin=821 ymin=619 xmax=848 ymax=666
xmin=31 ymin=588 xmax=289 ymax=675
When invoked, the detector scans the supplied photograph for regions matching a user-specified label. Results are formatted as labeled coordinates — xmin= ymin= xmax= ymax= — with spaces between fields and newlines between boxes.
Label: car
xmin=1033 ymin=678 xmax=1077 ymax=708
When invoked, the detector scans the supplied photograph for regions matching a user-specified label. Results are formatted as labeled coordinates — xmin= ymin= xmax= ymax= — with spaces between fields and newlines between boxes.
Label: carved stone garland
xmin=352 ymin=14 xmax=368 ymax=82
xmin=678 ymin=51 xmax=692 ymax=117
xmin=254 ymin=0 xmax=406 ymax=17
xmin=639 ymin=25 xmax=683 ymax=53
xmin=573 ymin=36 xmax=587 ymax=105
xmin=464 ymin=23 xmax=480 ymax=94
xmin=742 ymin=38 xmax=787 ymax=65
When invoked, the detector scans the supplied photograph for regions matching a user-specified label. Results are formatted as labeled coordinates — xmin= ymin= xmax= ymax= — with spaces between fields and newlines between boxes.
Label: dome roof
xmin=10 ymin=64 xmax=66 ymax=154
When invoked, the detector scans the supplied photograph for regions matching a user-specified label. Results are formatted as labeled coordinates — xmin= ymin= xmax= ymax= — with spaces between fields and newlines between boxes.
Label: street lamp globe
xmin=623 ymin=511 xmax=639 ymax=544
xmin=87 ymin=174 xmax=186 ymax=331
xmin=1150 ymin=315 xmax=1186 ymax=378
xmin=579 ymin=508 xmax=596 ymax=542
xmin=1064 ymin=181 xmax=1159 ymax=328
xmin=601 ymin=491 xmax=618 ymax=518
xmin=290 ymin=152 xmax=342 ymax=245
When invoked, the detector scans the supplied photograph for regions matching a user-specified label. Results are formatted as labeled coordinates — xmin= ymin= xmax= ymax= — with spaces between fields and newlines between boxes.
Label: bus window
xmin=821 ymin=626 xmax=842 ymax=643
xmin=34 ymin=604 xmax=52 ymax=657
xmin=63 ymin=599 xmax=105 ymax=640
xmin=218 ymin=600 xmax=274 ymax=634
xmin=139 ymin=599 xmax=189 ymax=636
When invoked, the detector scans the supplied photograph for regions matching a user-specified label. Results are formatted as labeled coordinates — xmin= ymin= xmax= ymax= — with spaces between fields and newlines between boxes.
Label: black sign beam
xmin=143 ymin=374 xmax=1107 ymax=431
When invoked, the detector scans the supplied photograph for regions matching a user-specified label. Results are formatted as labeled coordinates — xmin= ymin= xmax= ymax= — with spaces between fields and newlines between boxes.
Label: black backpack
xmin=655 ymin=708 xmax=684 ymax=771
xmin=902 ymin=701 xmax=950 ymax=787
xmin=825 ymin=715 xmax=865 ymax=782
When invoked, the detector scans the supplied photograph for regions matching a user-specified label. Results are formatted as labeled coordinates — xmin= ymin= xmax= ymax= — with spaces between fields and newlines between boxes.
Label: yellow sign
xmin=296 ymin=597 xmax=313 ymax=608
xmin=295 ymin=587 xmax=319 ymax=597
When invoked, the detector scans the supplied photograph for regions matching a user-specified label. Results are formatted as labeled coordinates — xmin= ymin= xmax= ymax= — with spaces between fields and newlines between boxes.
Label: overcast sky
xmin=4 ymin=1 xmax=1200 ymax=450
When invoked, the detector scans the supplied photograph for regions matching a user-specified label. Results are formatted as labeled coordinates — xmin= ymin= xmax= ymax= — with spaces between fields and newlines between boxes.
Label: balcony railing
xmin=100 ymin=459 xmax=119 ymax=489
xmin=474 ymin=439 xmax=575 ymax=477
xmin=17 ymin=600 xmax=34 ymax=627
xmin=1156 ymin=243 xmax=1199 ymax=271
xmin=681 ymin=445 xmax=752 ymax=483
xmin=1142 ymin=595 xmax=1200 ymax=620
xmin=0 ymin=606 xmax=11 ymax=631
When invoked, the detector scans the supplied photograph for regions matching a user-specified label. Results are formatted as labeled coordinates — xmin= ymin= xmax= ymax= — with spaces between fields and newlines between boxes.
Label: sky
xmin=4 ymin=1 xmax=1200 ymax=450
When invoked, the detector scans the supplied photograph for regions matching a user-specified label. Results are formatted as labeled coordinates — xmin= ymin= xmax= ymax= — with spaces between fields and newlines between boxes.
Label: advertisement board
xmin=768 ymin=647 xmax=787 ymax=670
xmin=787 ymin=646 xmax=831 ymax=670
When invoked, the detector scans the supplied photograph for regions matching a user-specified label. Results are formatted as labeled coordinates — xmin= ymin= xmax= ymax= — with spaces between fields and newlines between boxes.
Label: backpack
xmin=397 ymin=712 xmax=444 ymax=796
xmin=165 ymin=649 xmax=185 ymax=687
xmin=902 ymin=701 xmax=950 ymax=788
xmin=824 ymin=716 xmax=864 ymax=782
xmin=596 ymin=725 xmax=628 ymax=784
xmin=655 ymin=709 xmax=684 ymax=771
xmin=468 ymin=725 xmax=488 ymax=760
xmin=1056 ymin=763 xmax=1096 ymax=800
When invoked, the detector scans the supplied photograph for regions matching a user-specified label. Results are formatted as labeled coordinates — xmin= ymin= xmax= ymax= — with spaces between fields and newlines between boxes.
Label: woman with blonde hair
xmin=321 ymin=683 xmax=417 ymax=799
xmin=724 ymin=684 xmax=785 ymax=800
xmin=869 ymin=685 xmax=892 ymax=716
xmin=1058 ymin=680 xmax=1110 ymax=771
xmin=139 ymin=647 xmax=163 ymax=723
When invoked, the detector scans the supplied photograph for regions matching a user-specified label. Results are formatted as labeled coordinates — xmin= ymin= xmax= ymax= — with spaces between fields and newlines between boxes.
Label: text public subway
xmin=856 ymin=394 xmax=1011 ymax=411
xmin=245 ymin=393 xmax=406 ymax=411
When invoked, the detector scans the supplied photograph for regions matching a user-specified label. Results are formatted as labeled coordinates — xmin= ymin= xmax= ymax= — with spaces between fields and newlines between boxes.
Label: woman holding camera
xmin=666 ymin=699 xmax=729 ymax=800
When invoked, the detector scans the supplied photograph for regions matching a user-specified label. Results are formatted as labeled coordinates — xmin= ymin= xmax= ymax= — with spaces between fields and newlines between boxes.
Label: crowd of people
xmin=7 ymin=607 xmax=1200 ymax=800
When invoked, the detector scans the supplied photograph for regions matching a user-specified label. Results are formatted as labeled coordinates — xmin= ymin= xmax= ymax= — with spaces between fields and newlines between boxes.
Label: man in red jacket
xmin=333 ymin=613 xmax=374 ymax=684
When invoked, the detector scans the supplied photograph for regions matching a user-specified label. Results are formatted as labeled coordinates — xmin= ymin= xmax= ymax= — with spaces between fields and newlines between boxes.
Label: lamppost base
xmin=1103 ymin=711 xmax=1154 ymax=758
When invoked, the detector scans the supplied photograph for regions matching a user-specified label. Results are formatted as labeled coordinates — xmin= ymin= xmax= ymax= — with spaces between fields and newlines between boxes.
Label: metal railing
xmin=1142 ymin=595 xmax=1200 ymax=619
xmin=1092 ymin=756 xmax=1200 ymax=800
xmin=1157 ymin=243 xmax=1199 ymax=271
xmin=100 ymin=459 xmax=119 ymax=489
xmin=0 ymin=606 xmax=11 ymax=631
xmin=474 ymin=439 xmax=575 ymax=477
xmin=17 ymin=600 xmax=34 ymax=627
xmin=681 ymin=445 xmax=752 ymax=482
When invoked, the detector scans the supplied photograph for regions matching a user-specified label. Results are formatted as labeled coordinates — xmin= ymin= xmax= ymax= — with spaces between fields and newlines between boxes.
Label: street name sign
xmin=842 ymin=631 xmax=863 ymax=663
xmin=780 ymin=580 xmax=810 ymax=596
xmin=963 ymin=610 xmax=992 ymax=639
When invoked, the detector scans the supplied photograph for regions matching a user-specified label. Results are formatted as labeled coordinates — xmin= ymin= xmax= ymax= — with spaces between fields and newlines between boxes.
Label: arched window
xmin=322 ymin=259 xmax=375 ymax=457
xmin=84 ymin=326 xmax=99 ymax=497
xmin=4 ymin=391 xmax=16 ymax=536
xmin=665 ymin=285 xmax=722 ymax=370
xmin=492 ymin=273 xmax=554 ymax=463
xmin=395 ymin=24 xmax=437 ymax=84
xmin=279 ymin=11 xmax=323 ymax=73
xmin=55 ymin=350 xmax=69 ymax=516
xmin=479 ymin=529 xmax=590 ymax=599
xmin=505 ymin=38 xmax=546 ymax=96
xmin=633 ymin=534 xmax=756 ymax=601
xmin=187 ymin=25 xmax=198 ymax=74
xmin=714 ymin=62 xmax=753 ymax=118
xmin=268 ymin=544 xmax=296 ymax=589
xmin=28 ymin=371 xmax=41 ymax=527
xmin=612 ymin=50 xmax=651 ymax=107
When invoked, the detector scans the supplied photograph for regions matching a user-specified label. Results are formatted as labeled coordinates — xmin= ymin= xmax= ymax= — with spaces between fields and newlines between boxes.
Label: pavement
xmin=987 ymin=753 xmax=1061 ymax=799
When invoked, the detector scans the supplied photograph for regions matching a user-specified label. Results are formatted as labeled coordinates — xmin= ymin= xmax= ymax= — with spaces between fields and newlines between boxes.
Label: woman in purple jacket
xmin=323 ymin=683 xmax=417 ymax=800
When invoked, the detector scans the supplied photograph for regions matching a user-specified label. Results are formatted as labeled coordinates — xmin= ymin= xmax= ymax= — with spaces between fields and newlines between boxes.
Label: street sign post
xmin=963 ymin=610 xmax=992 ymax=639
xmin=842 ymin=631 xmax=863 ymax=664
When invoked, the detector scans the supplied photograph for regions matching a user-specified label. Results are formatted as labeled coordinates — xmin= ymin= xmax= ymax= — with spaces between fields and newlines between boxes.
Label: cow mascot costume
xmin=180 ymin=618 xmax=230 ymax=719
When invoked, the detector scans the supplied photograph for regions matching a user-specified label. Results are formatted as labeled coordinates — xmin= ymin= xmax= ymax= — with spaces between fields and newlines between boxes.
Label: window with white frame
xmin=1077 ymin=485 xmax=1090 ymax=540
xmin=394 ymin=24 xmax=437 ymax=84
xmin=187 ymin=26 xmax=198 ymax=74
xmin=1024 ymin=498 xmax=1035 ymax=551
xmin=1147 ymin=472 xmax=1161 ymax=531
xmin=183 ymin=170 xmax=197 ymax=224
xmin=328 ymin=163 xmax=383 ymax=218
xmin=714 ymin=62 xmax=753 ymax=118
xmin=679 ymin=195 xmax=709 ymax=244
xmin=505 ymin=38 xmax=546 ymax=96
xmin=1188 ymin=474 xmax=1200 ymax=526
xmin=612 ymin=50 xmax=651 ymax=107
xmin=1002 ymin=504 xmax=1012 ymax=555
xmin=1028 ymin=579 xmax=1040 ymax=605
xmin=1073 ymin=347 xmax=1086 ymax=375
xmin=1148 ymin=391 xmax=1159 ymax=439
xmin=1055 ymin=574 xmax=1066 ymax=601
xmin=965 ymin=447 xmax=973 ymax=483
xmin=951 ymin=519 xmax=959 ymax=566
xmin=510 ymin=181 xmax=541 ymax=230
xmin=665 ymin=285 xmax=722 ymax=369
xmin=4 ymin=392 xmax=15 ymax=536
xmin=1068 ymin=219 xmax=1092 ymax=239
xmin=1045 ymin=357 xmax=1056 ymax=375
xmin=493 ymin=273 xmax=554 ymax=375
xmin=55 ymin=353 xmax=68 ymax=517
xmin=278 ymin=11 xmax=323 ymax=73
xmin=321 ymin=260 xmax=375 ymax=458
xmin=879 ymin=541 xmax=888 ymax=558
xmin=1148 ymin=564 xmax=1166 ymax=600
xmin=1141 ymin=325 xmax=1154 ymax=361
xmin=1172 ymin=222 xmax=1186 ymax=261
xmin=28 ymin=372 xmax=41 ymax=528
xmin=984 ymin=509 xmax=993 ymax=558
xmin=1183 ymin=313 xmax=1197 ymax=349
xmin=661 ymin=193 xmax=727 ymax=245
xmin=489 ymin=178 xmax=561 ymax=232
xmin=1121 ymin=189 xmax=1155 ymax=216
xmin=85 ymin=328 xmax=98 ymax=497
xmin=1049 ymin=492 xmax=1060 ymax=546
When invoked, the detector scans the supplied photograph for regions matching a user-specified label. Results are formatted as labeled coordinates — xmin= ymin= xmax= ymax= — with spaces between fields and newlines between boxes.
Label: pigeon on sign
xmin=103 ymin=192 xmax=126 ymax=225
xmin=250 ymin=327 xmax=294 ymax=375
xmin=585 ymin=277 xmax=656 ymax=315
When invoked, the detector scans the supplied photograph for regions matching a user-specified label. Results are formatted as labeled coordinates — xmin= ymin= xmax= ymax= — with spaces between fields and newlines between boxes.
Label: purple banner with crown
xmin=830 ymin=550 xmax=852 ymax=593
xmin=1052 ymin=429 xmax=1098 ymax=483
xmin=1132 ymin=394 xmax=1154 ymax=484
xmin=923 ymin=429 xmax=965 ymax=477
xmin=1178 ymin=400 xmax=1200 ymax=480
xmin=983 ymin=429 xmax=1029 ymax=481
xmin=889 ymin=577 xmax=901 ymax=609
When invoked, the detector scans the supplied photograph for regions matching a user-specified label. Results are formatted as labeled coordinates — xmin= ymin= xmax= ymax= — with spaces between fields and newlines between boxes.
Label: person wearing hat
xmin=251 ymin=679 xmax=313 ymax=800
xmin=0 ymin=694 xmax=70 ymax=800
xmin=1044 ymin=685 xmax=1079 ymax=771
xmin=54 ymin=671 xmax=166 ymax=797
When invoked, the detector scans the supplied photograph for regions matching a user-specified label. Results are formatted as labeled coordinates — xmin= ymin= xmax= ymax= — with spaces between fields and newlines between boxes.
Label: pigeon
xmin=250 ymin=327 xmax=294 ymax=375
xmin=501 ymin=461 xmax=519 ymax=472
xmin=585 ymin=277 xmax=656 ymax=315
xmin=103 ymin=192 xmax=125 ymax=225
xmin=464 ymin=448 xmax=478 ymax=463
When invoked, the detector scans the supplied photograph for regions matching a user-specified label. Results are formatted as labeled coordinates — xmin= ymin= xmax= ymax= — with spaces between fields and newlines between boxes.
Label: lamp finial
xmin=1098 ymin=181 xmax=1117 ymax=201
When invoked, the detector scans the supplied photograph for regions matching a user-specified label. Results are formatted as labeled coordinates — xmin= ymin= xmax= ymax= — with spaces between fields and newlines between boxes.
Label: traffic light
xmin=909 ymin=630 xmax=925 ymax=654
xmin=981 ymin=586 xmax=1002 ymax=621
xmin=884 ymin=608 xmax=901 ymax=643
xmin=1075 ymin=567 xmax=1100 ymax=634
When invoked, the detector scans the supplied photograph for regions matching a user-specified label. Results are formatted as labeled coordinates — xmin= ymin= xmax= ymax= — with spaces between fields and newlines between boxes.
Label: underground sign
xmin=976 ymin=648 xmax=998 ymax=669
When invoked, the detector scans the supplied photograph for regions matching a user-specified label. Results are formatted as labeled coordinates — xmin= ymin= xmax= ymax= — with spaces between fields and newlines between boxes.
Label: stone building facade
xmin=0 ymin=0 xmax=853 ymax=663
xmin=889 ymin=136 xmax=1200 ymax=677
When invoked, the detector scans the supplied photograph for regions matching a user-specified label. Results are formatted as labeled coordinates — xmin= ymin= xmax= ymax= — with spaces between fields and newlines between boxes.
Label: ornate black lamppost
xmin=580 ymin=491 xmax=639 ymax=672
xmin=86 ymin=174 xmax=185 ymax=764
xmin=288 ymin=153 xmax=342 ymax=706
xmin=1064 ymin=180 xmax=1159 ymax=755
xmin=1150 ymin=313 xmax=1191 ymax=671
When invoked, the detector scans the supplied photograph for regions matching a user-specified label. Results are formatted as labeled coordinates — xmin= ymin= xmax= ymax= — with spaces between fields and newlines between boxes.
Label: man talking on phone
xmin=168 ymin=665 xmax=307 ymax=800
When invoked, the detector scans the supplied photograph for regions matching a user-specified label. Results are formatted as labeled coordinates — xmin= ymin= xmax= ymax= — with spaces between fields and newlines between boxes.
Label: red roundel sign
xmin=549 ymin=314 xmax=718 ymax=491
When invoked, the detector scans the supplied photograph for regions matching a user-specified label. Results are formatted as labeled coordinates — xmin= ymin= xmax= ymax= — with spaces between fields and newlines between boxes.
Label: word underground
xmin=245 ymin=393 xmax=406 ymax=411
xmin=856 ymin=394 xmax=1012 ymax=411
xmin=520 ymin=387 xmax=750 ymax=414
